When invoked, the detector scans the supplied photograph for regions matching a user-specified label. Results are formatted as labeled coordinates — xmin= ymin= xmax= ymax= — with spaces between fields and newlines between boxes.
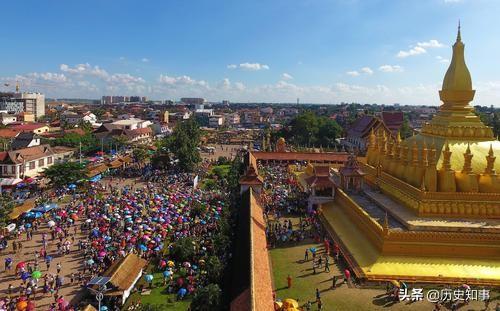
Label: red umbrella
xmin=16 ymin=262 xmax=26 ymax=269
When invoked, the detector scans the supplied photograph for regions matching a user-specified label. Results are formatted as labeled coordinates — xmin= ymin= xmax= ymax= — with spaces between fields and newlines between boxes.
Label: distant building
xmin=380 ymin=111 xmax=404 ymax=136
xmin=345 ymin=115 xmax=393 ymax=153
xmin=0 ymin=145 xmax=56 ymax=179
xmin=160 ymin=111 xmax=169 ymax=123
xmin=111 ymin=118 xmax=152 ymax=130
xmin=181 ymin=98 xmax=205 ymax=105
xmin=11 ymin=132 xmax=41 ymax=150
xmin=13 ymin=92 xmax=45 ymax=119
xmin=224 ymin=112 xmax=240 ymax=126
xmin=209 ymin=115 xmax=224 ymax=128
xmin=9 ymin=123 xmax=50 ymax=134
xmin=0 ymin=100 xmax=25 ymax=114
xmin=0 ymin=113 xmax=17 ymax=125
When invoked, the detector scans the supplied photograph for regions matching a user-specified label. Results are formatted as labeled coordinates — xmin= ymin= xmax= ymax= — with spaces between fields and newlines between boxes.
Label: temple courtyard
xmin=269 ymin=217 xmax=499 ymax=311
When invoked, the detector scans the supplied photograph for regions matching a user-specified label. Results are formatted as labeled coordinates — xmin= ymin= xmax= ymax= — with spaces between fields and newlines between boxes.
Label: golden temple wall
xmin=330 ymin=190 xmax=500 ymax=260
xmin=360 ymin=162 xmax=500 ymax=218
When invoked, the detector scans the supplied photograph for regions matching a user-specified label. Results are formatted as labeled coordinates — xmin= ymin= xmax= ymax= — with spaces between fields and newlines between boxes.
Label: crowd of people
xmin=0 ymin=163 xmax=231 ymax=310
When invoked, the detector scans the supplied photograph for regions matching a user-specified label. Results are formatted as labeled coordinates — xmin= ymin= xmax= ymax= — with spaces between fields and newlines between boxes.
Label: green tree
xmin=278 ymin=111 xmax=342 ymax=148
xmin=205 ymin=256 xmax=224 ymax=284
xmin=0 ymin=196 xmax=15 ymax=227
xmin=111 ymin=135 xmax=129 ymax=152
xmin=191 ymin=283 xmax=222 ymax=311
xmin=399 ymin=116 xmax=413 ymax=138
xmin=166 ymin=118 xmax=201 ymax=172
xmin=132 ymin=147 xmax=149 ymax=165
xmin=171 ymin=237 xmax=195 ymax=262
xmin=43 ymin=162 xmax=86 ymax=187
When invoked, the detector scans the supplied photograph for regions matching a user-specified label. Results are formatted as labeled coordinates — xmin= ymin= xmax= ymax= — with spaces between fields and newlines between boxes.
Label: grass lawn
xmin=122 ymin=271 xmax=191 ymax=311
xmin=209 ymin=164 xmax=231 ymax=176
xmin=269 ymin=226 xmax=495 ymax=310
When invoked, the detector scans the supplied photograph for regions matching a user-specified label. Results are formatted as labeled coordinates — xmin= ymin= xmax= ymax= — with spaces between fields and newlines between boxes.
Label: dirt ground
xmin=0 ymin=177 xmax=146 ymax=309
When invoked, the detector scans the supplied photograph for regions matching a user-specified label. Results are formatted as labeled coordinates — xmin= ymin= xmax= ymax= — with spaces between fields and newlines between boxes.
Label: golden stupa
xmin=366 ymin=24 xmax=500 ymax=217
xmin=319 ymin=25 xmax=500 ymax=285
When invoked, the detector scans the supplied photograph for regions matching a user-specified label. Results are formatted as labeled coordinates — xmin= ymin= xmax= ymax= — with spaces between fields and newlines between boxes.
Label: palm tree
xmin=0 ymin=137 xmax=10 ymax=151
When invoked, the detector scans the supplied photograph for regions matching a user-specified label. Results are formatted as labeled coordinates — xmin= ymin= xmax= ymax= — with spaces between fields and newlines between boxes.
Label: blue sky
xmin=1 ymin=0 xmax=500 ymax=105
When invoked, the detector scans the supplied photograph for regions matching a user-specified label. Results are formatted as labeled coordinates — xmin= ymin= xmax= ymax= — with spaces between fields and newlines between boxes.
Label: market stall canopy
xmin=0 ymin=178 xmax=23 ymax=186
xmin=9 ymin=200 xmax=36 ymax=220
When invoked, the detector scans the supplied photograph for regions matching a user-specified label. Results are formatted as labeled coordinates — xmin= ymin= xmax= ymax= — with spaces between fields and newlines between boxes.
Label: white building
xmin=0 ymin=145 xmax=56 ymax=179
xmin=209 ymin=115 xmax=224 ymax=128
xmin=111 ymin=118 xmax=152 ymax=130
xmin=0 ymin=113 xmax=17 ymax=125
xmin=14 ymin=92 xmax=45 ymax=119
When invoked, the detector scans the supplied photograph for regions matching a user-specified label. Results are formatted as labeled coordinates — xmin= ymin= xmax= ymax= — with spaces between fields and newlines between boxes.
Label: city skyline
xmin=1 ymin=0 xmax=500 ymax=105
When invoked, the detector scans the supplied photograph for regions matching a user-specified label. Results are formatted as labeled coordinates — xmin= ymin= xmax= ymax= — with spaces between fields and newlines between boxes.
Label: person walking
xmin=332 ymin=275 xmax=337 ymax=289
xmin=304 ymin=249 xmax=309 ymax=261
xmin=287 ymin=274 xmax=292 ymax=288
xmin=324 ymin=256 xmax=330 ymax=272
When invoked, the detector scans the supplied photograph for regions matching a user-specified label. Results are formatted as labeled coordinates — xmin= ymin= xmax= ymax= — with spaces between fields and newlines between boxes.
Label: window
xmin=3 ymin=166 xmax=7 ymax=174
xmin=29 ymin=161 xmax=35 ymax=170
xmin=11 ymin=166 xmax=15 ymax=174
xmin=47 ymin=157 xmax=53 ymax=164
xmin=39 ymin=159 xmax=44 ymax=167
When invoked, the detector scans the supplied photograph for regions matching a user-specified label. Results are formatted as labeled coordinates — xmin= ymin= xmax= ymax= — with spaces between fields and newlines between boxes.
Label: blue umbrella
xmin=144 ymin=274 xmax=153 ymax=282
xmin=139 ymin=244 xmax=147 ymax=251
xmin=46 ymin=256 xmax=53 ymax=262
xmin=178 ymin=288 xmax=187 ymax=298
xmin=100 ymin=306 xmax=108 ymax=311
xmin=163 ymin=270 xmax=172 ymax=278
xmin=24 ymin=223 xmax=32 ymax=228
xmin=21 ymin=271 xmax=30 ymax=280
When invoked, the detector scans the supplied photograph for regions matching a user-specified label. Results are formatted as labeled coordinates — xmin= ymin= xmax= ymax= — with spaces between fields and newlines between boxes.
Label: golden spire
xmin=411 ymin=140 xmax=419 ymax=165
xmin=369 ymin=128 xmax=376 ymax=149
xmin=442 ymin=21 xmax=472 ymax=92
xmin=484 ymin=144 xmax=497 ymax=174
xmin=383 ymin=211 xmax=390 ymax=234
xmin=401 ymin=143 xmax=409 ymax=164
xmin=380 ymin=130 xmax=387 ymax=155
xmin=428 ymin=139 xmax=437 ymax=166
xmin=422 ymin=140 xmax=429 ymax=167
xmin=462 ymin=142 xmax=473 ymax=173
xmin=441 ymin=141 xmax=452 ymax=171
xmin=396 ymin=131 xmax=402 ymax=144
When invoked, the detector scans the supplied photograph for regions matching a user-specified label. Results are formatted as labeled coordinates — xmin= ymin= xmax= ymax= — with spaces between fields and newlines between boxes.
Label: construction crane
xmin=1 ymin=80 xmax=57 ymax=93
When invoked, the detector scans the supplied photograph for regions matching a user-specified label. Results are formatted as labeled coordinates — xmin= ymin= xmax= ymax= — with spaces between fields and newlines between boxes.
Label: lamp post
xmin=96 ymin=284 xmax=107 ymax=311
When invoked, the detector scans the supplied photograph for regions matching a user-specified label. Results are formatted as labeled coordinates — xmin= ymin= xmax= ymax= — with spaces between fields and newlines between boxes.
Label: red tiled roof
xmin=9 ymin=123 xmax=48 ymax=131
xmin=0 ymin=145 xmax=54 ymax=164
xmin=305 ymin=175 xmax=336 ymax=189
xmin=0 ymin=152 xmax=8 ymax=161
xmin=0 ymin=129 xmax=19 ymax=138
xmin=381 ymin=111 xmax=404 ymax=133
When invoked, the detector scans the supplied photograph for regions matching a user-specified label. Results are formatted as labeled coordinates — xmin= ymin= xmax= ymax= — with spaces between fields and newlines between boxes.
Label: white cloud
xmin=397 ymin=39 xmax=444 ymax=58
xmin=159 ymin=74 xmax=208 ymax=87
xmin=227 ymin=62 xmax=270 ymax=71
xmin=347 ymin=67 xmax=372 ymax=76
xmin=282 ymin=73 xmax=293 ymax=80
xmin=361 ymin=67 xmax=374 ymax=75
xmin=141 ymin=58 xmax=150 ymax=63
xmin=379 ymin=65 xmax=404 ymax=73
xmin=60 ymin=63 xmax=109 ymax=79
xmin=397 ymin=46 xmax=427 ymax=58
xmin=436 ymin=56 xmax=450 ymax=63
xmin=417 ymin=40 xmax=445 ymax=48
